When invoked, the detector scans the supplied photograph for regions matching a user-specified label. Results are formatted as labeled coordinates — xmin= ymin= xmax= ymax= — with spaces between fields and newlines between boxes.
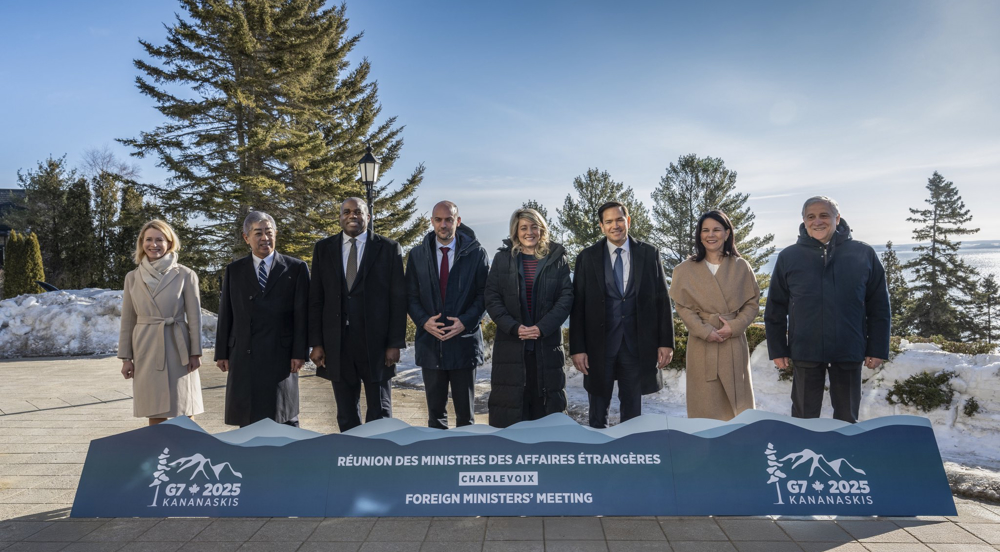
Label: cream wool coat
xmin=118 ymin=264 xmax=204 ymax=418
xmin=669 ymin=256 xmax=760 ymax=420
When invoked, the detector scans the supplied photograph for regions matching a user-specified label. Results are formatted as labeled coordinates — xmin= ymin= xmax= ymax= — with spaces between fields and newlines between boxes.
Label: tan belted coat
xmin=118 ymin=264 xmax=204 ymax=418
xmin=669 ymin=256 xmax=760 ymax=420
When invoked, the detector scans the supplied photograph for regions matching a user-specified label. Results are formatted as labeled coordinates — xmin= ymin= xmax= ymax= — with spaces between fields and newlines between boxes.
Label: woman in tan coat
xmin=118 ymin=220 xmax=204 ymax=425
xmin=669 ymin=210 xmax=760 ymax=420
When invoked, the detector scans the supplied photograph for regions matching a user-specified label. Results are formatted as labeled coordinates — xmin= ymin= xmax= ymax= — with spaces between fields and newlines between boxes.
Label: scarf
xmin=138 ymin=252 xmax=177 ymax=294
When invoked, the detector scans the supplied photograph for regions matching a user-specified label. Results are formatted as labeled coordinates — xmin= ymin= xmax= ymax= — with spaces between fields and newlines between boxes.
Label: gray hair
xmin=801 ymin=196 xmax=840 ymax=218
xmin=243 ymin=211 xmax=276 ymax=236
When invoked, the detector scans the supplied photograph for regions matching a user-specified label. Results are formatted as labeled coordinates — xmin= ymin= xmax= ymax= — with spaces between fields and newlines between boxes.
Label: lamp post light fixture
xmin=357 ymin=142 xmax=381 ymax=240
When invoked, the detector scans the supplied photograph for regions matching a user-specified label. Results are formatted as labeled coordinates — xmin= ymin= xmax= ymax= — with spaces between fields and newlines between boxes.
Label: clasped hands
xmin=423 ymin=313 xmax=466 ymax=341
xmin=706 ymin=318 xmax=734 ymax=343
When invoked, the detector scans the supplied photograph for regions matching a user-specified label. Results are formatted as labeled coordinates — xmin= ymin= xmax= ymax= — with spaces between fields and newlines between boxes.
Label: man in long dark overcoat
xmin=215 ymin=211 xmax=309 ymax=427
xmin=569 ymin=201 xmax=675 ymax=428
xmin=309 ymin=197 xmax=407 ymax=432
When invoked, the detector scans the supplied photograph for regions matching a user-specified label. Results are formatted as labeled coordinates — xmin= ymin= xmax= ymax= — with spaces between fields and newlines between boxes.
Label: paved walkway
xmin=1 ymin=354 xmax=999 ymax=551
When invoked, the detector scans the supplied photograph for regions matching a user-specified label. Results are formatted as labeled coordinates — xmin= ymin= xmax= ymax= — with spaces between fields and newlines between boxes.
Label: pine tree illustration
xmin=149 ymin=448 xmax=171 ymax=507
xmin=765 ymin=443 xmax=787 ymax=505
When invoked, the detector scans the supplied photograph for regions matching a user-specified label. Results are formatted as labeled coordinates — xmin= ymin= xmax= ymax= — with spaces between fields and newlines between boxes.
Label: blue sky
xmin=2 ymin=1 xmax=998 ymax=252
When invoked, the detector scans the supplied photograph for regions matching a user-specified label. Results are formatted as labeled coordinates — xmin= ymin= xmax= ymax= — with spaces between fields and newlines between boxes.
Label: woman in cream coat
xmin=669 ymin=210 xmax=760 ymax=421
xmin=118 ymin=220 xmax=204 ymax=425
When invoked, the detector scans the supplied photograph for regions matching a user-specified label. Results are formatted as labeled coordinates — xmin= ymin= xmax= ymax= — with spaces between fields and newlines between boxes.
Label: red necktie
xmin=439 ymin=246 xmax=450 ymax=302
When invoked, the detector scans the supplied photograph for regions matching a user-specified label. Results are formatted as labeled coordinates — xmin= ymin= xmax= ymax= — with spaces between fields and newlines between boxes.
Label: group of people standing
xmin=117 ymin=194 xmax=890 ymax=430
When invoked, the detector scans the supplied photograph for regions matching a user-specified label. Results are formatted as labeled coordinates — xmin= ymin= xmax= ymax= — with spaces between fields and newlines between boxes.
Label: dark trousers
xmin=588 ymin=348 xmax=643 ymax=429
xmin=331 ymin=329 xmax=392 ymax=432
xmin=522 ymin=350 xmax=546 ymax=421
xmin=423 ymin=367 xmax=476 ymax=429
xmin=791 ymin=361 xmax=863 ymax=423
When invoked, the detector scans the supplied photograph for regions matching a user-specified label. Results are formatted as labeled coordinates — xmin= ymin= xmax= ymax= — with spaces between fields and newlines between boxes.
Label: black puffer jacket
xmin=485 ymin=240 xmax=573 ymax=428
xmin=764 ymin=218 xmax=891 ymax=363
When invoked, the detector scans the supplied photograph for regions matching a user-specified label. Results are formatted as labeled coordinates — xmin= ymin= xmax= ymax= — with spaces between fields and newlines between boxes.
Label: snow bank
xmin=0 ymin=289 xmax=218 ymax=358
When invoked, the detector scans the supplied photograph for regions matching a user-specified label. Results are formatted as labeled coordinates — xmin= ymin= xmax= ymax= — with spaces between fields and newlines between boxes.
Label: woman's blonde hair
xmin=133 ymin=219 xmax=181 ymax=265
xmin=509 ymin=208 xmax=550 ymax=259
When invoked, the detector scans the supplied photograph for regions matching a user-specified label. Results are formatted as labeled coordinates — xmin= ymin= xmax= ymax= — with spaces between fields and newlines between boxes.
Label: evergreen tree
xmin=904 ymin=171 xmax=979 ymax=341
xmin=61 ymin=178 xmax=98 ymax=288
xmin=13 ymin=157 xmax=72 ymax=287
xmin=556 ymin=168 xmax=652 ymax=262
xmin=368 ymin=163 xmax=428 ymax=251
xmin=522 ymin=200 xmax=549 ymax=221
xmin=970 ymin=274 xmax=1000 ymax=345
xmin=120 ymin=0 xmax=410 ymax=267
xmin=108 ymin=185 xmax=148 ymax=289
xmin=650 ymin=154 xmax=775 ymax=289
xmin=3 ymin=231 xmax=46 ymax=297
xmin=82 ymin=147 xmax=140 ymax=287
xmin=881 ymin=241 xmax=911 ymax=337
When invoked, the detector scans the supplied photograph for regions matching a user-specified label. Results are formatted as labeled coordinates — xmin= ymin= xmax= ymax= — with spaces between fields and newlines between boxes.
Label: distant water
xmin=759 ymin=240 xmax=1000 ymax=282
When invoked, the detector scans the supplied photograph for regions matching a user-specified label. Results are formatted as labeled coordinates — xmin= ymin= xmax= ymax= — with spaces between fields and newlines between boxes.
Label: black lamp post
xmin=357 ymin=142 xmax=381 ymax=240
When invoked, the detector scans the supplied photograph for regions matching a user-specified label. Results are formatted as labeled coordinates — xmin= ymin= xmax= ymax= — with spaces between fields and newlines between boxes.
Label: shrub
xmin=963 ymin=397 xmax=981 ymax=417
xmin=886 ymin=371 xmax=955 ymax=412
xmin=746 ymin=324 xmax=766 ymax=352
xmin=481 ymin=319 xmax=496 ymax=345
xmin=668 ymin=317 xmax=687 ymax=369
xmin=900 ymin=335 xmax=994 ymax=356
xmin=405 ymin=316 xmax=417 ymax=343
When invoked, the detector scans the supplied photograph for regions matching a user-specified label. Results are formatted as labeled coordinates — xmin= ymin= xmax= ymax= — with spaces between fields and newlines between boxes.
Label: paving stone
xmin=544 ymin=518 xmax=604 ymax=540
xmin=716 ymin=519 xmax=789 ymax=541
xmin=248 ymin=519 xmax=319 ymax=542
xmin=484 ymin=518 xmax=543 ymax=541
xmin=956 ymin=523 xmax=1000 ymax=544
xmin=669 ymin=542 xmax=737 ymax=552
xmin=115 ymin=544 xmax=184 ymax=552
xmin=607 ymin=542 xmax=677 ymax=552
xmin=777 ymin=521 xmax=855 ymax=542
xmin=418 ymin=543 xmax=482 ymax=552
xmin=601 ymin=519 xmax=666 ymax=541
xmin=543 ymin=541 xmax=609 ymax=552
xmin=307 ymin=518 xmax=376 ymax=541
xmin=136 ymin=520 xmax=212 ymax=542
xmin=894 ymin=521 xmax=986 ymax=544
xmin=365 ymin=520 xmax=429 ymax=542
xmin=298 ymin=543 xmax=361 ymax=552
xmin=857 ymin=544 xmax=933 ymax=551
xmin=234 ymin=543 xmax=302 ymax=552
xmin=660 ymin=518 xmax=727 ymax=541
xmin=175 ymin=543 xmax=241 ymax=552
xmin=423 ymin=519 xmax=485 ymax=542
xmin=732 ymin=542 xmax=803 ymax=552
xmin=797 ymin=544 xmax=869 ymax=552
xmin=926 ymin=544 xmax=999 ymax=551
xmin=481 ymin=542 xmax=543 ymax=552
xmin=24 ymin=521 xmax=105 ymax=542
xmin=59 ymin=543 xmax=127 ymax=552
xmin=79 ymin=521 xmax=160 ymax=542
xmin=190 ymin=520 xmax=266 ymax=542
xmin=947 ymin=502 xmax=1000 ymax=523
xmin=836 ymin=521 xmax=919 ymax=543
xmin=357 ymin=543 xmax=422 ymax=552
xmin=0 ymin=523 xmax=52 ymax=542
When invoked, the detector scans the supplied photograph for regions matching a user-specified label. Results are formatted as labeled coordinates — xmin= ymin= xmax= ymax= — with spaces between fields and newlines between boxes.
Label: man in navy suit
xmin=569 ymin=201 xmax=674 ymax=428
xmin=308 ymin=197 xmax=407 ymax=432
xmin=215 ymin=211 xmax=309 ymax=427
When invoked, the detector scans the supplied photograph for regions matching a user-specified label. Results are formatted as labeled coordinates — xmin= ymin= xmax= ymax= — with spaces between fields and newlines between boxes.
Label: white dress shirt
xmin=606 ymin=238 xmax=631 ymax=293
xmin=435 ymin=236 xmax=457 ymax=275
xmin=342 ymin=232 xmax=367 ymax=276
xmin=251 ymin=250 xmax=276 ymax=278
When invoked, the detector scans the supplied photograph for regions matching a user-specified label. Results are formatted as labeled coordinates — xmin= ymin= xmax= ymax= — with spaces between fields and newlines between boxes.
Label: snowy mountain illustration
xmin=168 ymin=453 xmax=243 ymax=481
xmin=778 ymin=449 xmax=866 ymax=477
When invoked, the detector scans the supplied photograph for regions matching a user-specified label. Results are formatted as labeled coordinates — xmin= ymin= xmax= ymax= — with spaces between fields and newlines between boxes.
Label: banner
xmin=71 ymin=410 xmax=956 ymax=517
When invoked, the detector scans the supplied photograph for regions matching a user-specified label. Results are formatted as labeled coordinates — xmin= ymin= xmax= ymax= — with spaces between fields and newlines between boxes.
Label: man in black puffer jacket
xmin=406 ymin=201 xmax=489 ymax=429
xmin=765 ymin=196 xmax=891 ymax=423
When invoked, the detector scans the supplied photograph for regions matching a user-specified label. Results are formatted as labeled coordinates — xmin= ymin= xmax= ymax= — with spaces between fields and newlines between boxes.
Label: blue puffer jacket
xmin=764 ymin=219 xmax=891 ymax=363
xmin=406 ymin=225 xmax=489 ymax=370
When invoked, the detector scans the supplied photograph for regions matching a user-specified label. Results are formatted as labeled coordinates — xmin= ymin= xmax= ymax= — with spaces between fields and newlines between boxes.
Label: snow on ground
xmin=0 ymin=289 xmax=217 ymax=358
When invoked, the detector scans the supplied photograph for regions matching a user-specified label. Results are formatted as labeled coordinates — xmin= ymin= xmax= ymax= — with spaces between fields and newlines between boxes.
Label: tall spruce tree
xmin=13 ymin=157 xmax=73 ymax=287
xmin=82 ymin=147 xmax=140 ymax=287
xmin=120 ymin=0 xmax=411 ymax=267
xmin=24 ymin=232 xmax=46 ymax=294
xmin=650 ymin=154 xmax=775 ymax=289
xmin=970 ymin=274 xmax=1000 ymax=345
xmin=881 ymin=241 xmax=911 ymax=337
xmin=904 ymin=171 xmax=979 ymax=341
xmin=108 ymin=185 xmax=149 ymax=289
xmin=60 ymin=178 xmax=98 ymax=289
xmin=3 ymin=231 xmax=46 ymax=297
xmin=557 ymin=168 xmax=652 ymax=263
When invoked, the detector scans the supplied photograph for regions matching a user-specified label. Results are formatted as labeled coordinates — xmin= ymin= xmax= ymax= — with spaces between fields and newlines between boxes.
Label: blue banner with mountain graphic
xmin=71 ymin=411 xmax=955 ymax=517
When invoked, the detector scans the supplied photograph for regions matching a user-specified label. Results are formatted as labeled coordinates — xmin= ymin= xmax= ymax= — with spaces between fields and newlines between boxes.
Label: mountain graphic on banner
xmin=169 ymin=453 xmax=243 ymax=480
xmin=779 ymin=449 xmax=866 ymax=477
